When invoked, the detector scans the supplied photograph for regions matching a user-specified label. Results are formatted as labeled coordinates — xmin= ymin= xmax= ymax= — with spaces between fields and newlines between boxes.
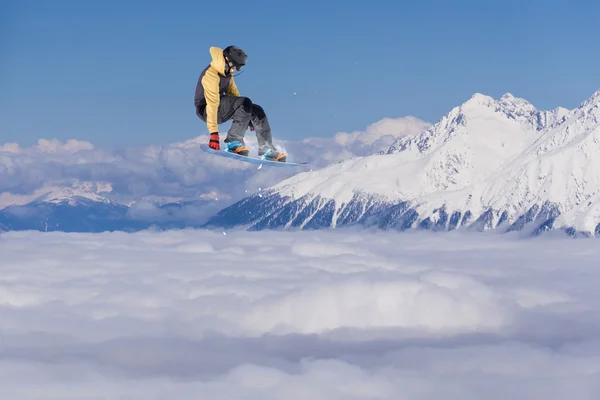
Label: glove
xmin=208 ymin=132 xmax=220 ymax=150
xmin=248 ymin=121 xmax=254 ymax=131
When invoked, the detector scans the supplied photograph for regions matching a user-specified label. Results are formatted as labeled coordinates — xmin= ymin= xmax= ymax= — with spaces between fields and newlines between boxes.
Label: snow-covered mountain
xmin=0 ymin=181 xmax=221 ymax=232
xmin=0 ymin=181 xmax=127 ymax=232
xmin=31 ymin=182 xmax=115 ymax=206
xmin=0 ymin=198 xmax=139 ymax=232
xmin=206 ymin=89 xmax=600 ymax=237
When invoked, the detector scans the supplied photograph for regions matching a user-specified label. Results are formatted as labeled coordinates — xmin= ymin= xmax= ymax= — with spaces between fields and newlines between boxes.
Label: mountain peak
xmin=33 ymin=182 xmax=114 ymax=205
xmin=461 ymin=92 xmax=537 ymax=116
xmin=580 ymin=88 xmax=600 ymax=108
xmin=386 ymin=91 xmax=546 ymax=156
xmin=464 ymin=93 xmax=495 ymax=107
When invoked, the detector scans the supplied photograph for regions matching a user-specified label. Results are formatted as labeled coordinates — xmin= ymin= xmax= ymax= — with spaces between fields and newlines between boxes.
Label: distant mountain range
xmin=2 ymin=89 xmax=599 ymax=237
xmin=0 ymin=186 xmax=221 ymax=232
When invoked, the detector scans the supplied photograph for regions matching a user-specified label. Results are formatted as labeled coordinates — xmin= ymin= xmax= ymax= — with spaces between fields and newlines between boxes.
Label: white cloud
xmin=0 ymin=143 xmax=21 ymax=153
xmin=34 ymin=138 xmax=95 ymax=153
xmin=0 ymin=229 xmax=599 ymax=398
xmin=334 ymin=116 xmax=432 ymax=149
xmin=240 ymin=274 xmax=511 ymax=335
xmin=296 ymin=116 xmax=431 ymax=163
xmin=0 ymin=138 xmax=95 ymax=154
xmin=0 ymin=116 xmax=430 ymax=210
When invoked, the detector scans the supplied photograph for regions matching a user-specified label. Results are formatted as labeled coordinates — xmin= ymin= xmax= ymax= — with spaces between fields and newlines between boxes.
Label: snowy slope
xmin=206 ymin=89 xmax=600 ymax=236
xmin=474 ymin=89 xmax=600 ymax=233
xmin=31 ymin=182 xmax=115 ymax=206
xmin=269 ymin=92 xmax=568 ymax=203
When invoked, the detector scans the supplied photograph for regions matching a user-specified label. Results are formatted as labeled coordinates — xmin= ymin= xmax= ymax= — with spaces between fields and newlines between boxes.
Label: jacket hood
xmin=209 ymin=46 xmax=227 ymax=76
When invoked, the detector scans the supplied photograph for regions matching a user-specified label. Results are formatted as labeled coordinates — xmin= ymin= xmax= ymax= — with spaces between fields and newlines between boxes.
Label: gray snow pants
xmin=196 ymin=96 xmax=275 ymax=155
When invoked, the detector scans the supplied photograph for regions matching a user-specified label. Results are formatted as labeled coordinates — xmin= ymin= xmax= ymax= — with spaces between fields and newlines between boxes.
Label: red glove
xmin=208 ymin=132 xmax=220 ymax=150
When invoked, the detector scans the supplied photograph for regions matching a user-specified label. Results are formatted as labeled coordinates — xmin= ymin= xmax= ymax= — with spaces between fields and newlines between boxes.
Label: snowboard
xmin=200 ymin=144 xmax=308 ymax=167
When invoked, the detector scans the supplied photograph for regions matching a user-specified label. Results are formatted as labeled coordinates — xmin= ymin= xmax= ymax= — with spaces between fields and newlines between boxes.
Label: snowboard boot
xmin=226 ymin=141 xmax=250 ymax=156
xmin=260 ymin=149 xmax=287 ymax=162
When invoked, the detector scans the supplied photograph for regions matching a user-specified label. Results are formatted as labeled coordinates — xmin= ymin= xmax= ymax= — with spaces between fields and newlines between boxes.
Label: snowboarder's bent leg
xmin=249 ymin=104 xmax=275 ymax=155
xmin=251 ymin=104 xmax=286 ymax=162
xmin=223 ymin=97 xmax=252 ymax=145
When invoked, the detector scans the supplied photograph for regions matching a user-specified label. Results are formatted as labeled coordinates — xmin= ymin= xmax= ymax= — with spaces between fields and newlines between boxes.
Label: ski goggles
xmin=226 ymin=58 xmax=244 ymax=72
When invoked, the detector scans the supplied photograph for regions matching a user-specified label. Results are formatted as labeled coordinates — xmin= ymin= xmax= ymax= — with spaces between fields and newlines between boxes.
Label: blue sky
xmin=2 ymin=0 xmax=599 ymax=147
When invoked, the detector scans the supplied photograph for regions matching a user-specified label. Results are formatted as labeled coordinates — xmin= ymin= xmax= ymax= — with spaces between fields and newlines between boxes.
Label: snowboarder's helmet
xmin=223 ymin=45 xmax=247 ymax=70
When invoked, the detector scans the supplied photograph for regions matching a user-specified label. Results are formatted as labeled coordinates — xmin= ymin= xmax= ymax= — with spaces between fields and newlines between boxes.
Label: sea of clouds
xmin=1 ymin=228 xmax=599 ymax=399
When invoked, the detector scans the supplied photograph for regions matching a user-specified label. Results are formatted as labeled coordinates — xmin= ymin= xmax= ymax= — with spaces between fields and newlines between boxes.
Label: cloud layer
xmin=1 ymin=229 xmax=599 ymax=398
xmin=0 ymin=116 xmax=430 ymax=209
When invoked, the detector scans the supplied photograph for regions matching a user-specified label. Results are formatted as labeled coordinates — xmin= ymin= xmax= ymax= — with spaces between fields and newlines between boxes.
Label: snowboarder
xmin=194 ymin=45 xmax=287 ymax=162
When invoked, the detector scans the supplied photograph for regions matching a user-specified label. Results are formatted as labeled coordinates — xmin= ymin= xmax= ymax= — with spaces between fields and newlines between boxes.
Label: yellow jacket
xmin=194 ymin=47 xmax=240 ymax=133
